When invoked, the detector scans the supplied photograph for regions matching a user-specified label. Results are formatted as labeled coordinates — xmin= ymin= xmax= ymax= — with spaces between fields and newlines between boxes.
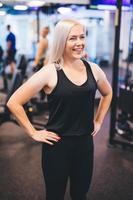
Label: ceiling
xmin=0 ymin=0 xmax=90 ymax=15
xmin=0 ymin=0 xmax=90 ymax=6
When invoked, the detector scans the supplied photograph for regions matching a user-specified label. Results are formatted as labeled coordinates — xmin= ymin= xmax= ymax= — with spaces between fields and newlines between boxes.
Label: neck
xmin=63 ymin=57 xmax=81 ymax=69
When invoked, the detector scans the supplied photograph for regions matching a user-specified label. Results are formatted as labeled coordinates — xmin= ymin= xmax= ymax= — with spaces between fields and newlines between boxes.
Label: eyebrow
xmin=68 ymin=34 xmax=85 ymax=37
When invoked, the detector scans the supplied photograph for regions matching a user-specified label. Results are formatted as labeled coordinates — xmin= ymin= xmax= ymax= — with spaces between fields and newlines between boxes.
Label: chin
xmin=73 ymin=54 xmax=83 ymax=59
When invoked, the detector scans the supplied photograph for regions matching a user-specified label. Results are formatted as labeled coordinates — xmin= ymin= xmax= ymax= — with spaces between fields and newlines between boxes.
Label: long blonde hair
xmin=48 ymin=19 xmax=85 ymax=64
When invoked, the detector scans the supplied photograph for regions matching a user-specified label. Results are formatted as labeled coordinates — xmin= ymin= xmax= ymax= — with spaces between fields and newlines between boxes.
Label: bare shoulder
xmin=42 ymin=37 xmax=48 ymax=45
xmin=7 ymin=63 xmax=56 ymax=105
xmin=38 ymin=37 xmax=48 ymax=49
xmin=43 ymin=63 xmax=56 ymax=76
xmin=35 ymin=63 xmax=55 ymax=83
xmin=19 ymin=63 xmax=55 ymax=88
xmin=87 ymin=61 xmax=106 ymax=82
xmin=39 ymin=63 xmax=54 ymax=73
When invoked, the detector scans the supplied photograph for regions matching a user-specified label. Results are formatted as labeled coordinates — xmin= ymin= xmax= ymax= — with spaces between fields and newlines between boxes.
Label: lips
xmin=73 ymin=48 xmax=83 ymax=50
xmin=73 ymin=48 xmax=83 ymax=54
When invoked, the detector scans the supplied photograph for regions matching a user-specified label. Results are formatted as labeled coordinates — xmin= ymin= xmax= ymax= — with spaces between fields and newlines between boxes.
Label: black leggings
xmin=42 ymin=135 xmax=94 ymax=200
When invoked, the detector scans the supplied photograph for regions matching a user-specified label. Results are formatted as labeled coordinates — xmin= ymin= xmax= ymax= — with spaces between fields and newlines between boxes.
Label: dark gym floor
xmin=0 ymin=111 xmax=133 ymax=200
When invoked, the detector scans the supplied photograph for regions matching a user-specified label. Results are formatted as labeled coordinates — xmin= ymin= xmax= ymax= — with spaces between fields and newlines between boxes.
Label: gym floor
xmin=0 ymin=112 xmax=133 ymax=200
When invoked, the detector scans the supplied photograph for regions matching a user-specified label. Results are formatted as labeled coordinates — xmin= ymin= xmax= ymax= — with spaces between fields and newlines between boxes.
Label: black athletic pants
xmin=42 ymin=135 xmax=94 ymax=200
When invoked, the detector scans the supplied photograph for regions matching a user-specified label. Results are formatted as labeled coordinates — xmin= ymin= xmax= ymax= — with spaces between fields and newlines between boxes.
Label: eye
xmin=69 ymin=37 xmax=76 ymax=41
xmin=80 ymin=35 xmax=85 ymax=39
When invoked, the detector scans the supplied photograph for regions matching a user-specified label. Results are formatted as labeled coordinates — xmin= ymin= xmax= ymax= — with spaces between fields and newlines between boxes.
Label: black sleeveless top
xmin=45 ymin=59 xmax=97 ymax=136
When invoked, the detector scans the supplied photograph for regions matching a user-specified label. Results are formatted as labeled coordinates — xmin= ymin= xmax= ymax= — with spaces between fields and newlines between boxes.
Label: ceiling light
xmin=97 ymin=5 xmax=116 ymax=10
xmin=28 ymin=1 xmax=45 ymax=7
xmin=57 ymin=7 xmax=72 ymax=14
xmin=0 ymin=10 xmax=6 ymax=15
xmin=14 ymin=5 xmax=28 ymax=11
xmin=0 ymin=2 xmax=3 ymax=7
xmin=122 ymin=6 xmax=130 ymax=11
xmin=45 ymin=0 xmax=89 ymax=4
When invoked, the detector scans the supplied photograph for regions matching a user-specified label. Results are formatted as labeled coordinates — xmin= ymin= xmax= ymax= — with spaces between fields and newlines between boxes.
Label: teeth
xmin=73 ymin=49 xmax=82 ymax=51
xmin=74 ymin=49 xmax=82 ymax=50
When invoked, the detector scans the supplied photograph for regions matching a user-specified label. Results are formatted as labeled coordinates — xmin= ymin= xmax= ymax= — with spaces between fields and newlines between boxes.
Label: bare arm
xmin=34 ymin=38 xmax=48 ymax=66
xmin=7 ymin=66 xmax=60 ymax=144
xmin=91 ymin=63 xmax=112 ymax=136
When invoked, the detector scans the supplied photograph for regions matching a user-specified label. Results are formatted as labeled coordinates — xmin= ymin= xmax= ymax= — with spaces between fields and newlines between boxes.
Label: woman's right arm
xmin=7 ymin=66 xmax=60 ymax=145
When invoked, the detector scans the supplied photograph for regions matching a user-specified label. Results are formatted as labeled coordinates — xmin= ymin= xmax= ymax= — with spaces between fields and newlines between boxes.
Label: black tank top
xmin=45 ymin=59 xmax=97 ymax=136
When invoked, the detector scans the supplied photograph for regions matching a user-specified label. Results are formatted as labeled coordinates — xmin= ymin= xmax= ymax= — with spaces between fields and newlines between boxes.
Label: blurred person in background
xmin=33 ymin=26 xmax=50 ymax=100
xmin=34 ymin=26 xmax=50 ymax=70
xmin=5 ymin=24 xmax=16 ymax=76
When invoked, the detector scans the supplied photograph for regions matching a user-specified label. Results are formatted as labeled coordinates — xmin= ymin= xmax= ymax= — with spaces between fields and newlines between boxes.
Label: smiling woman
xmin=48 ymin=19 xmax=86 ymax=64
xmin=64 ymin=25 xmax=85 ymax=59
xmin=7 ymin=19 xmax=112 ymax=200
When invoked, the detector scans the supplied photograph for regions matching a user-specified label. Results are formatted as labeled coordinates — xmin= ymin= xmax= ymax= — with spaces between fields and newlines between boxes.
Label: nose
xmin=76 ymin=37 xmax=84 ymax=46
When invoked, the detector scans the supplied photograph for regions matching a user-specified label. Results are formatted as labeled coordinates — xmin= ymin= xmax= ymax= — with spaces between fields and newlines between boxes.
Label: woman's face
xmin=63 ymin=24 xmax=85 ymax=60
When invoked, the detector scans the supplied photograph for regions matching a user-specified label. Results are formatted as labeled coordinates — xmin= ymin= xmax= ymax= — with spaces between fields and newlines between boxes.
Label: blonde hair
xmin=48 ymin=19 xmax=85 ymax=64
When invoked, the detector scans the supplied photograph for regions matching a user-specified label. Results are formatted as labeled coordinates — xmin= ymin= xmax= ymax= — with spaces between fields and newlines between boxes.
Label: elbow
xmin=110 ymin=88 xmax=113 ymax=100
xmin=107 ymin=86 xmax=113 ymax=99
xmin=7 ymin=97 xmax=23 ymax=112
xmin=6 ymin=98 xmax=18 ymax=112
xmin=107 ymin=90 xmax=113 ymax=107
xmin=101 ymin=88 xmax=113 ymax=103
xmin=102 ymin=87 xmax=113 ymax=99
xmin=6 ymin=99 xmax=14 ymax=111
xmin=107 ymin=89 xmax=113 ymax=103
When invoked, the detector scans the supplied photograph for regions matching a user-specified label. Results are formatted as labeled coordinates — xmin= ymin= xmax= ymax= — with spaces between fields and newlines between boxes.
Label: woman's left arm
xmin=92 ymin=64 xmax=112 ymax=136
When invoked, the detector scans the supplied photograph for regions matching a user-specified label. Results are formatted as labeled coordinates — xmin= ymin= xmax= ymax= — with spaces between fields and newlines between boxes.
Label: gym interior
xmin=0 ymin=0 xmax=133 ymax=200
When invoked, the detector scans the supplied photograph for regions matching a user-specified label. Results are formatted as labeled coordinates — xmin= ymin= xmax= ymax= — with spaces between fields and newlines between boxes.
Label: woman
xmin=34 ymin=26 xmax=50 ymax=69
xmin=7 ymin=19 xmax=112 ymax=200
